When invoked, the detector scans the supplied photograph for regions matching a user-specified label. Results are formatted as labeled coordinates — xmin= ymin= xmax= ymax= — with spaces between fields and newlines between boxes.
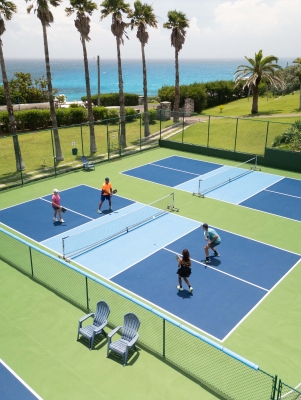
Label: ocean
xmin=4 ymin=58 xmax=291 ymax=102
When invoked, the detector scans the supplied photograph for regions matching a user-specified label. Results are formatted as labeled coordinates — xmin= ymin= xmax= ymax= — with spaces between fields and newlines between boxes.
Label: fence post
xmin=234 ymin=118 xmax=239 ymax=152
xmin=139 ymin=112 xmax=142 ymax=152
xmin=106 ymin=121 xmax=110 ymax=161
xmin=160 ymin=109 xmax=162 ymax=139
xmin=85 ymin=276 xmax=89 ymax=311
xmin=182 ymin=113 xmax=185 ymax=143
xmin=50 ymin=129 xmax=57 ymax=177
xmin=80 ymin=124 xmax=84 ymax=156
xmin=163 ymin=319 xmax=166 ymax=357
xmin=207 ymin=115 xmax=211 ymax=147
xmin=272 ymin=375 xmax=278 ymax=400
xmin=118 ymin=117 xmax=121 ymax=158
xmin=29 ymin=247 xmax=34 ymax=278
xmin=264 ymin=121 xmax=270 ymax=154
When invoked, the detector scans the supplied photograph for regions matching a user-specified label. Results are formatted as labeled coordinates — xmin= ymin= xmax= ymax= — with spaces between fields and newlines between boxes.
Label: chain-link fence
xmin=0 ymin=111 xmax=183 ymax=191
xmin=3 ymin=226 xmax=300 ymax=400
xmin=166 ymin=114 xmax=300 ymax=157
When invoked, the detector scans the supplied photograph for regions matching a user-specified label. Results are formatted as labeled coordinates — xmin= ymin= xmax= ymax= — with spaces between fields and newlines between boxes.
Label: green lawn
xmin=0 ymin=118 xmax=177 ymax=186
xmin=202 ymin=90 xmax=301 ymax=117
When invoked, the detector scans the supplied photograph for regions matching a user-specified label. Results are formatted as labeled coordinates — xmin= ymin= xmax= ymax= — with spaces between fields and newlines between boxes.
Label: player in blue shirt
xmin=202 ymin=223 xmax=221 ymax=264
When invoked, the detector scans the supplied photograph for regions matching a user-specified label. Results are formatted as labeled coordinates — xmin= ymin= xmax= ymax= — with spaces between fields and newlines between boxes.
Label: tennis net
xmin=193 ymin=156 xmax=260 ymax=197
xmin=62 ymin=193 xmax=177 ymax=259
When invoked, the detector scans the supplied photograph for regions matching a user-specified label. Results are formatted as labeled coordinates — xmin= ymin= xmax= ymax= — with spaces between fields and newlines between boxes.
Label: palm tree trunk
xmin=174 ymin=48 xmax=180 ymax=123
xmin=81 ymin=35 xmax=97 ymax=153
xmin=42 ymin=22 xmax=64 ymax=161
xmin=0 ymin=38 xmax=25 ymax=171
xmin=141 ymin=42 xmax=150 ymax=137
xmin=116 ymin=37 xmax=126 ymax=148
xmin=299 ymin=82 xmax=301 ymax=109
xmin=252 ymin=84 xmax=259 ymax=114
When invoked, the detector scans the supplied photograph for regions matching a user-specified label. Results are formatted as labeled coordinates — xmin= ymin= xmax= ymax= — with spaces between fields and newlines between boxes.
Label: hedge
xmin=81 ymin=93 xmax=139 ymax=107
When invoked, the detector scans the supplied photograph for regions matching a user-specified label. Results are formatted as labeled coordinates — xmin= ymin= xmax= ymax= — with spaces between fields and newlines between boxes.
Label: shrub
xmin=21 ymin=109 xmax=50 ymax=130
xmin=68 ymin=107 xmax=87 ymax=124
xmin=55 ymin=108 xmax=72 ymax=126
xmin=125 ymin=107 xmax=138 ymax=122
xmin=92 ymin=106 xmax=109 ymax=121
xmin=81 ymin=93 xmax=139 ymax=107
xmin=141 ymin=109 xmax=157 ymax=124
xmin=272 ymin=120 xmax=301 ymax=149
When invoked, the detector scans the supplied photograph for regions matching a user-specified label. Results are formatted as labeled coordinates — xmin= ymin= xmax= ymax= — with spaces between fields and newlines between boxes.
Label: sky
xmin=2 ymin=0 xmax=300 ymax=60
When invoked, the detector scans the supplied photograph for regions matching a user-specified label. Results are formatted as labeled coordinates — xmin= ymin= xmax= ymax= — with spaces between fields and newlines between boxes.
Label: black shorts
xmin=177 ymin=266 xmax=191 ymax=278
xmin=52 ymin=206 xmax=60 ymax=210
xmin=209 ymin=241 xmax=220 ymax=249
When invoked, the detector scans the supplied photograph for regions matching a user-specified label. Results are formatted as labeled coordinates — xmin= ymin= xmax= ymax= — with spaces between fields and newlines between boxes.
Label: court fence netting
xmin=1 ymin=227 xmax=300 ymax=400
xmin=62 ymin=193 xmax=178 ymax=259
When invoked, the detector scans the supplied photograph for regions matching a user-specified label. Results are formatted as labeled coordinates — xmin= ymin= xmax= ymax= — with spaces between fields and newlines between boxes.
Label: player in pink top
xmin=51 ymin=189 xmax=64 ymax=223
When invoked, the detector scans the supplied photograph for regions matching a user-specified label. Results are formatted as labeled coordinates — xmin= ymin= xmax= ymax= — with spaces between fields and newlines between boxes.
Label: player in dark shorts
xmin=176 ymin=249 xmax=193 ymax=292
xmin=202 ymin=223 xmax=221 ymax=264
xmin=98 ymin=177 xmax=113 ymax=214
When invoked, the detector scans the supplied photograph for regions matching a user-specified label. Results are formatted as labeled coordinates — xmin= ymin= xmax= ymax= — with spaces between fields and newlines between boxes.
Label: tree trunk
xmin=81 ymin=35 xmax=97 ymax=153
xmin=0 ymin=38 xmax=25 ymax=171
xmin=141 ymin=42 xmax=150 ymax=137
xmin=42 ymin=22 xmax=64 ymax=161
xmin=116 ymin=37 xmax=126 ymax=148
xmin=251 ymin=84 xmax=259 ymax=114
xmin=173 ymin=48 xmax=180 ymax=123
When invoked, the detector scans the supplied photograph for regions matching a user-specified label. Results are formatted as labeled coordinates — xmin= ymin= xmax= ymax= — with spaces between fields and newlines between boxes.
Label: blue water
xmin=4 ymin=58 xmax=290 ymax=101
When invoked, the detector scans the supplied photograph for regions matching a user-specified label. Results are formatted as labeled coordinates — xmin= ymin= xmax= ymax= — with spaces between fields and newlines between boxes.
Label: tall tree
xmin=293 ymin=57 xmax=301 ymax=110
xmin=163 ymin=10 xmax=189 ymax=123
xmin=66 ymin=0 xmax=97 ymax=153
xmin=0 ymin=0 xmax=25 ymax=170
xmin=100 ymin=0 xmax=131 ymax=148
xmin=26 ymin=0 xmax=64 ymax=160
xmin=234 ymin=50 xmax=283 ymax=114
xmin=128 ymin=1 xmax=157 ymax=137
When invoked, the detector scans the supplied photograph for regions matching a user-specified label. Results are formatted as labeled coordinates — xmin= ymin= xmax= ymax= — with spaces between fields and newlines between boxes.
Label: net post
xmin=193 ymin=179 xmax=204 ymax=197
xmin=168 ymin=192 xmax=179 ymax=212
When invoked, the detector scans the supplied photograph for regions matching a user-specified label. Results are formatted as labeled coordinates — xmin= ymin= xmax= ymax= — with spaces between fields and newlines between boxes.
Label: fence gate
xmin=107 ymin=122 xmax=121 ymax=160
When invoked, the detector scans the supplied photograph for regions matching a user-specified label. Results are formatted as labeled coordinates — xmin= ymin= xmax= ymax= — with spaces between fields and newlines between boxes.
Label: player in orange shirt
xmin=98 ymin=177 xmax=113 ymax=214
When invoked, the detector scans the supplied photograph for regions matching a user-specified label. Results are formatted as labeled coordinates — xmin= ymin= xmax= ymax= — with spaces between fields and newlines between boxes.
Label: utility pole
xmin=97 ymin=55 xmax=100 ymax=106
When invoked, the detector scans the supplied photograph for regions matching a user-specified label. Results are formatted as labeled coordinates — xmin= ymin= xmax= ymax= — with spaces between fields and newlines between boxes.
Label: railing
xmin=4 ymin=226 xmax=301 ymax=399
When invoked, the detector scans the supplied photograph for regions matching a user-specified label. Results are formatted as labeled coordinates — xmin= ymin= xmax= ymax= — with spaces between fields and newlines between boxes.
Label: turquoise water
xmin=5 ymin=58 xmax=290 ymax=101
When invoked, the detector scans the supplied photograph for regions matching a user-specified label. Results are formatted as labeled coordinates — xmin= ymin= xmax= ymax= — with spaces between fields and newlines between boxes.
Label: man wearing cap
xmin=202 ymin=223 xmax=221 ymax=264
xmin=98 ymin=177 xmax=113 ymax=214
xmin=52 ymin=189 xmax=64 ymax=223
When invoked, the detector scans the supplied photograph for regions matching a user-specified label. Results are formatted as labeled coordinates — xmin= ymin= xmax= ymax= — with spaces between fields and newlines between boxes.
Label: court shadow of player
xmin=53 ymin=221 xmax=64 ymax=226
xmin=102 ymin=209 xmax=112 ymax=215
xmin=177 ymin=290 xmax=193 ymax=299
xmin=208 ymin=257 xmax=221 ymax=267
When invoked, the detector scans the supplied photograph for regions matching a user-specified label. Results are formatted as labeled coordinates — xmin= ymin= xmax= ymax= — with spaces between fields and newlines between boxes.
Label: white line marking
xmin=39 ymin=198 xmax=94 ymax=220
xmin=236 ymin=176 xmax=284 ymax=204
xmin=265 ymin=189 xmax=301 ymax=200
xmin=151 ymin=163 xmax=200 ymax=176
xmin=222 ymin=258 xmax=301 ymax=341
xmin=108 ymin=224 xmax=200 ymax=279
xmin=0 ymin=359 xmax=43 ymax=399
xmin=163 ymin=248 xmax=269 ymax=292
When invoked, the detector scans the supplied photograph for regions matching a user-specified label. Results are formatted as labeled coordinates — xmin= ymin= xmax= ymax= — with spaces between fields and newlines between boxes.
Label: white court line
xmin=108 ymin=223 xmax=200 ymax=280
xmin=222 ymin=258 xmax=301 ymax=341
xmin=0 ymin=360 xmax=43 ymax=400
xmin=151 ymin=163 xmax=200 ymax=176
xmin=280 ymin=382 xmax=301 ymax=399
xmin=265 ymin=189 xmax=301 ymax=200
xmin=0 ymin=183 xmax=83 ymax=212
xmin=163 ymin=248 xmax=269 ymax=292
xmin=39 ymin=198 xmax=94 ymax=220
xmin=235 ymin=176 xmax=284 ymax=204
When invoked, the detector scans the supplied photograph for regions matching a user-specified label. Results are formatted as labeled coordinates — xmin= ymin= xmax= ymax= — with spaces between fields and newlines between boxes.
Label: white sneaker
xmin=189 ymin=287 xmax=193 ymax=292
xmin=177 ymin=285 xmax=183 ymax=291
xmin=53 ymin=217 xmax=58 ymax=222
xmin=97 ymin=209 xmax=102 ymax=214
xmin=60 ymin=219 xmax=65 ymax=223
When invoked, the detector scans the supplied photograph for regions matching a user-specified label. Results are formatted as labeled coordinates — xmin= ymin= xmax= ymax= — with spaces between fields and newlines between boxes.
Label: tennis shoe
xmin=214 ymin=251 xmax=220 ymax=257
xmin=53 ymin=217 xmax=58 ymax=222
xmin=109 ymin=207 xmax=112 ymax=211
xmin=97 ymin=209 xmax=102 ymax=214
xmin=177 ymin=285 xmax=183 ymax=291
xmin=204 ymin=259 xmax=211 ymax=264
xmin=60 ymin=219 xmax=65 ymax=223
xmin=189 ymin=287 xmax=193 ymax=292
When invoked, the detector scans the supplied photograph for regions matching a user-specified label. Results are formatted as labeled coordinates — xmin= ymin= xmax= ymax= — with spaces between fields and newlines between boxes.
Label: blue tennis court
xmin=0 ymin=360 xmax=42 ymax=400
xmin=1 ymin=184 xmax=300 ymax=341
xmin=122 ymin=155 xmax=301 ymax=222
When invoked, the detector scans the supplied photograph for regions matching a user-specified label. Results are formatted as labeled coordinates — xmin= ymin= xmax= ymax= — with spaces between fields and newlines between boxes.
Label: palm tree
xmin=0 ymin=0 xmax=25 ymax=171
xmin=128 ymin=1 xmax=157 ymax=137
xmin=163 ymin=10 xmax=189 ymax=123
xmin=234 ymin=50 xmax=283 ymax=114
xmin=293 ymin=57 xmax=301 ymax=110
xmin=26 ymin=0 xmax=64 ymax=161
xmin=66 ymin=0 xmax=97 ymax=153
xmin=100 ymin=0 xmax=132 ymax=148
